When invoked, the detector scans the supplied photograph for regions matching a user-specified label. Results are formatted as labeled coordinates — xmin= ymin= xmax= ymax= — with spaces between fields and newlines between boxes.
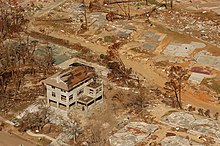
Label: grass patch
xmin=104 ymin=36 xmax=113 ymax=42
xmin=100 ymin=54 xmax=108 ymax=59
xmin=148 ymin=0 xmax=159 ymax=5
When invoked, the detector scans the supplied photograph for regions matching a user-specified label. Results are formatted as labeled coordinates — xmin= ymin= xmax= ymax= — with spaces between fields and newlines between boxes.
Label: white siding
xmin=46 ymin=78 xmax=94 ymax=110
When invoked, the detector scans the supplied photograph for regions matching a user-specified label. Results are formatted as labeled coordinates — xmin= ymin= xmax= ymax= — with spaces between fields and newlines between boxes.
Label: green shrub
xmin=100 ymin=54 xmax=107 ymax=59
xmin=104 ymin=36 xmax=113 ymax=42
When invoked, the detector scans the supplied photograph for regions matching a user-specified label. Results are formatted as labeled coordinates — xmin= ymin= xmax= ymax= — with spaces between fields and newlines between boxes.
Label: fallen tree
xmin=105 ymin=43 xmax=140 ymax=87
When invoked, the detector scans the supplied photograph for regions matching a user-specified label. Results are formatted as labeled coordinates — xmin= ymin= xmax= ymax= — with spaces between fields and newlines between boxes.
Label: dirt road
xmin=28 ymin=28 xmax=166 ymax=87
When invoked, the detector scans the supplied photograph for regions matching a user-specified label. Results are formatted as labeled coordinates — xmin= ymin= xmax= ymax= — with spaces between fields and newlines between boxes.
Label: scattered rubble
xmin=15 ymin=101 xmax=80 ymax=145
xmin=191 ymin=118 xmax=219 ymax=136
xmin=109 ymin=122 xmax=159 ymax=146
xmin=1 ymin=0 xmax=219 ymax=146
xmin=156 ymin=9 xmax=220 ymax=47
xmin=162 ymin=111 xmax=220 ymax=141
xmin=162 ymin=112 xmax=195 ymax=129
xmin=161 ymin=135 xmax=203 ymax=146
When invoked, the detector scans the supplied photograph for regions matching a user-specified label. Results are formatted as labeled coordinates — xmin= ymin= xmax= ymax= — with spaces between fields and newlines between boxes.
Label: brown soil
xmin=0 ymin=131 xmax=35 ymax=146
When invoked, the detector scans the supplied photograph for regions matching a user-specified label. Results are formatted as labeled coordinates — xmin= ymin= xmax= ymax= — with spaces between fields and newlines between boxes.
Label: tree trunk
xmin=83 ymin=0 xmax=88 ymax=30
xmin=127 ymin=2 xmax=131 ymax=20
xmin=178 ymin=80 xmax=182 ymax=109
xmin=145 ymin=0 xmax=148 ymax=5
xmin=0 ymin=76 xmax=4 ymax=93
xmin=170 ymin=0 xmax=173 ymax=9
xmin=174 ymin=89 xmax=182 ymax=109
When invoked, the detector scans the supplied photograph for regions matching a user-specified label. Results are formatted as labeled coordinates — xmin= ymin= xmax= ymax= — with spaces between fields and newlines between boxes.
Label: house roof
xmin=44 ymin=65 xmax=95 ymax=91
xmin=191 ymin=66 xmax=211 ymax=75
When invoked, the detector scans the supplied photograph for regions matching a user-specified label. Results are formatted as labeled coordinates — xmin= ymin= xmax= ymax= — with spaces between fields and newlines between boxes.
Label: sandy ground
xmin=9 ymin=0 xmax=219 ymax=144
xmin=29 ymin=25 xmax=166 ymax=87
xmin=29 ymin=22 xmax=220 ymax=114
xmin=0 ymin=131 xmax=35 ymax=146
xmin=182 ymin=86 xmax=220 ymax=114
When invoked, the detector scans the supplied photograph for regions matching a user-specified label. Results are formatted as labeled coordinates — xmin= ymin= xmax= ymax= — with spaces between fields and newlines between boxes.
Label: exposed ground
xmin=0 ymin=0 xmax=219 ymax=145
xmin=0 ymin=131 xmax=35 ymax=146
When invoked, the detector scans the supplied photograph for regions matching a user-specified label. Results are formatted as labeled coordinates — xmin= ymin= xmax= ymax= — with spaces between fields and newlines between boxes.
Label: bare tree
xmin=145 ymin=0 xmax=148 ymax=5
xmin=0 ymin=0 xmax=29 ymax=94
xmin=0 ymin=71 xmax=11 ymax=94
xmin=164 ymin=66 xmax=189 ymax=109
xmin=204 ymin=109 xmax=211 ymax=118
xmin=87 ymin=121 xmax=109 ymax=146
xmin=19 ymin=105 xmax=52 ymax=132
xmin=106 ymin=43 xmax=139 ymax=87
xmin=170 ymin=0 xmax=173 ymax=9
xmin=62 ymin=120 xmax=82 ymax=144
xmin=44 ymin=46 xmax=54 ymax=75
xmin=128 ymin=87 xmax=149 ymax=115
xmin=0 ymin=1 xmax=27 ymax=42
xmin=78 ymin=0 xmax=89 ymax=33
xmin=187 ymin=105 xmax=196 ymax=112
xmin=164 ymin=0 xmax=174 ymax=9
xmin=198 ymin=108 xmax=204 ymax=116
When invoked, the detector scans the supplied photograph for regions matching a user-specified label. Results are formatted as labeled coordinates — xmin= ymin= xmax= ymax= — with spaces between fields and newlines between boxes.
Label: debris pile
xmin=0 ymin=85 xmax=43 ymax=114
xmin=162 ymin=111 xmax=220 ymax=140
xmin=156 ymin=10 xmax=220 ymax=47
xmin=161 ymin=136 xmax=202 ymax=146
xmin=105 ymin=20 xmax=137 ymax=40
xmin=109 ymin=122 xmax=159 ymax=146
xmin=106 ymin=43 xmax=140 ymax=87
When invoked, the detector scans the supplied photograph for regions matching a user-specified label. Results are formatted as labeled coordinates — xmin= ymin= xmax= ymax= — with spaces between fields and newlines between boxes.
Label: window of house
xmin=52 ymin=92 xmax=56 ymax=97
xmin=77 ymin=89 xmax=84 ymax=96
xmin=89 ymin=89 xmax=94 ymax=94
xmin=95 ymin=87 xmax=101 ymax=93
xmin=61 ymin=89 xmax=66 ymax=92
xmin=61 ymin=95 xmax=66 ymax=101
xmin=51 ymin=86 xmax=55 ymax=89
xmin=69 ymin=94 xmax=73 ymax=101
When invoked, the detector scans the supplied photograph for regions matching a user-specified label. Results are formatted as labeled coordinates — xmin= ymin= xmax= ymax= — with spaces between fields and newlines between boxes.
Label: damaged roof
xmin=87 ymin=81 xmax=102 ymax=88
xmin=44 ymin=64 xmax=95 ymax=91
